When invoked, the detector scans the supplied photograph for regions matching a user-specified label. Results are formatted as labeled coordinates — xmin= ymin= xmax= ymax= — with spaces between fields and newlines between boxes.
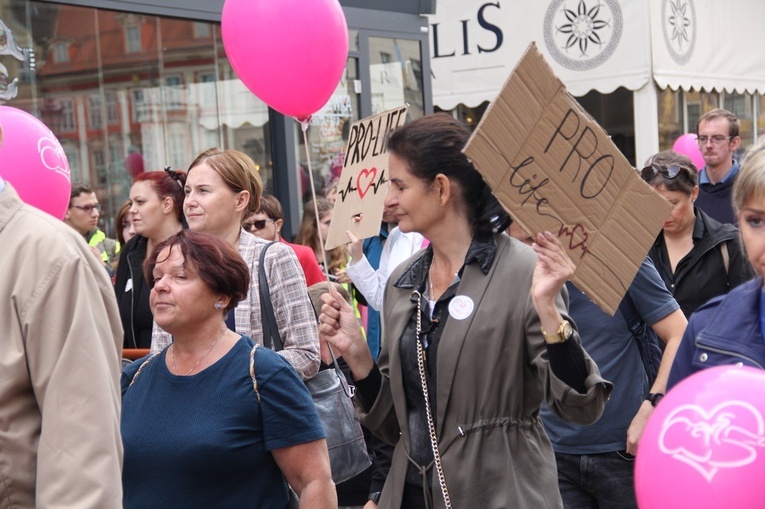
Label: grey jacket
xmin=358 ymin=233 xmax=611 ymax=509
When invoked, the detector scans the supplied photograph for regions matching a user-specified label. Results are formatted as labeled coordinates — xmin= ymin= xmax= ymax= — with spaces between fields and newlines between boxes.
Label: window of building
xmin=105 ymin=91 xmax=119 ymax=125
xmin=60 ymin=98 xmax=75 ymax=132
xmin=53 ymin=42 xmax=68 ymax=63
xmin=89 ymin=94 xmax=103 ymax=129
xmin=193 ymin=22 xmax=211 ymax=38
xmin=125 ymin=25 xmax=141 ymax=53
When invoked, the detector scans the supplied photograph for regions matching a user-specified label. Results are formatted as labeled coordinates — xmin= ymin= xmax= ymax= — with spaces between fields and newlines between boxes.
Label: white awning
xmin=650 ymin=0 xmax=765 ymax=95
xmin=429 ymin=0 xmax=765 ymax=110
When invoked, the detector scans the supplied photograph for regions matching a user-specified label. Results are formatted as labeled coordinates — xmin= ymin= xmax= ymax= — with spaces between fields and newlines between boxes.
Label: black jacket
xmin=648 ymin=207 xmax=755 ymax=318
xmin=114 ymin=235 xmax=153 ymax=348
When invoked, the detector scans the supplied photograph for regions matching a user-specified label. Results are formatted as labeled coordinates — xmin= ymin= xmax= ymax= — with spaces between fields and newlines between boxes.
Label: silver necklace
xmin=171 ymin=328 xmax=227 ymax=376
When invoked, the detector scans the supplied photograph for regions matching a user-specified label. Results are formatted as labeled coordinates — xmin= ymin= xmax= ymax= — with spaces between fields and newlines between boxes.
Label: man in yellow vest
xmin=64 ymin=183 xmax=120 ymax=275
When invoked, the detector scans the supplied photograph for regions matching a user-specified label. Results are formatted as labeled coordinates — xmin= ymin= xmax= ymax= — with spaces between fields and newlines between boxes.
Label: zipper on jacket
xmin=696 ymin=340 xmax=765 ymax=369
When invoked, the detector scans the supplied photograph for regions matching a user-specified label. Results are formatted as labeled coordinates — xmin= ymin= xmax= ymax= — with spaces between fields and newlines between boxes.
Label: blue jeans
xmin=555 ymin=451 xmax=638 ymax=509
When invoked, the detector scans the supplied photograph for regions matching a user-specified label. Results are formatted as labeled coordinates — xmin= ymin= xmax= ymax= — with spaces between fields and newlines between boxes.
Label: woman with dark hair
xmin=642 ymin=151 xmax=753 ymax=317
xmin=121 ymin=230 xmax=336 ymax=508
xmin=319 ymin=113 xmax=611 ymax=508
xmin=151 ymin=148 xmax=320 ymax=380
xmin=115 ymin=168 xmax=186 ymax=349
xmin=243 ymin=194 xmax=325 ymax=286
xmin=115 ymin=199 xmax=136 ymax=246
xmin=668 ymin=143 xmax=765 ymax=388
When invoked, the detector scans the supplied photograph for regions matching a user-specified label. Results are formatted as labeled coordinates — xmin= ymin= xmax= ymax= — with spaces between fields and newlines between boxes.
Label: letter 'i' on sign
xmin=463 ymin=43 xmax=672 ymax=316
xmin=324 ymin=105 xmax=409 ymax=251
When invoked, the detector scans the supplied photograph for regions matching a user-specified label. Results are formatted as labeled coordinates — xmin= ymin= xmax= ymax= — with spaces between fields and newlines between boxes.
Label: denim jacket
xmin=668 ymin=277 xmax=764 ymax=390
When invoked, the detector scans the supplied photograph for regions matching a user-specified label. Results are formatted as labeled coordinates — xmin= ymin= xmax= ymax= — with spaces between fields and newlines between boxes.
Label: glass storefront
xmin=1 ymin=1 xmax=427 ymax=238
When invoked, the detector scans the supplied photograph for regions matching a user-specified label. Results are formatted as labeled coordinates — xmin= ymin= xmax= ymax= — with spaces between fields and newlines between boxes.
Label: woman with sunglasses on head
xmin=150 ymin=148 xmax=320 ymax=380
xmin=243 ymin=194 xmax=325 ymax=287
xmin=115 ymin=168 xmax=186 ymax=349
xmin=667 ymin=143 xmax=765 ymax=389
xmin=642 ymin=151 xmax=754 ymax=318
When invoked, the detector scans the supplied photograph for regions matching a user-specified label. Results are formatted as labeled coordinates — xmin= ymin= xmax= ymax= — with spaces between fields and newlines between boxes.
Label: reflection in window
xmin=193 ymin=22 xmax=211 ymax=39
xmin=369 ymin=37 xmax=424 ymax=117
xmin=53 ymin=42 xmax=68 ymax=63
xmin=89 ymin=94 xmax=103 ymax=129
xmin=125 ymin=25 xmax=141 ymax=53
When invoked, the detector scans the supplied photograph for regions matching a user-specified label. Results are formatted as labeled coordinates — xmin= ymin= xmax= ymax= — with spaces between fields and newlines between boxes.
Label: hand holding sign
xmin=324 ymin=105 xmax=408 ymax=250
xmin=464 ymin=43 xmax=672 ymax=315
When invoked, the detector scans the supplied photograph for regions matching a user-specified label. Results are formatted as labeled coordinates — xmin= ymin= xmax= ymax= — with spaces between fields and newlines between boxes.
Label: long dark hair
xmin=387 ymin=113 xmax=509 ymax=239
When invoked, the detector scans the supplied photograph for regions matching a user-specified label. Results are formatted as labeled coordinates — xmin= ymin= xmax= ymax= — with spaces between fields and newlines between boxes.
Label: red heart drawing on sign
xmin=356 ymin=167 xmax=378 ymax=199
xmin=567 ymin=224 xmax=589 ymax=251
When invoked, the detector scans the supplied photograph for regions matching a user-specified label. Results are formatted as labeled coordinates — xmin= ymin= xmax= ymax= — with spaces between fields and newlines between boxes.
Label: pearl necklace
xmin=171 ymin=328 xmax=227 ymax=376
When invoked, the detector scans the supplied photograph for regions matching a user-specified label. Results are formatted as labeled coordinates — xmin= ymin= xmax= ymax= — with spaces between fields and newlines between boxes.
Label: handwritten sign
xmin=464 ymin=43 xmax=672 ymax=315
xmin=324 ymin=105 xmax=408 ymax=250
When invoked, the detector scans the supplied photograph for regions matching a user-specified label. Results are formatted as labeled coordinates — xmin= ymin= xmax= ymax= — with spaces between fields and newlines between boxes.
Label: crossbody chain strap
xmin=413 ymin=289 xmax=452 ymax=509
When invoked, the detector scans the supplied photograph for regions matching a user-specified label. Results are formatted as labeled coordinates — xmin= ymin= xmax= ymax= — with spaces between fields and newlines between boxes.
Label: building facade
xmin=1 ymin=0 xmax=434 ymax=237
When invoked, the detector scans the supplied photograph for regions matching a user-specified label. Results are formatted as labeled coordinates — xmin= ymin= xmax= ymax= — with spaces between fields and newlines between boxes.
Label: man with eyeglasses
xmin=64 ymin=183 xmax=120 ymax=274
xmin=695 ymin=108 xmax=741 ymax=224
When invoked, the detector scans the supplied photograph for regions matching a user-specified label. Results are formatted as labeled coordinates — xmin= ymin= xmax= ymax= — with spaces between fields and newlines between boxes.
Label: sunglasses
xmin=243 ymin=218 xmax=275 ymax=231
xmin=640 ymin=164 xmax=686 ymax=182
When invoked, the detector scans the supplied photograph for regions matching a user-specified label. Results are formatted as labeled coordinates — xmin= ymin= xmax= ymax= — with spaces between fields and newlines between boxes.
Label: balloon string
xmin=300 ymin=118 xmax=332 ymax=283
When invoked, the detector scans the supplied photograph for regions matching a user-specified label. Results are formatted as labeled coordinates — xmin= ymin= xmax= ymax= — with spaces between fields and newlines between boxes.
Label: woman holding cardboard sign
xmin=318 ymin=113 xmax=612 ymax=509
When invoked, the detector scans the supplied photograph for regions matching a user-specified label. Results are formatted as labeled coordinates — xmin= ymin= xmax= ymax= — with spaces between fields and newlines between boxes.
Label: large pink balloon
xmin=672 ymin=133 xmax=705 ymax=171
xmin=0 ymin=106 xmax=71 ymax=219
xmin=221 ymin=0 xmax=349 ymax=121
xmin=635 ymin=366 xmax=765 ymax=509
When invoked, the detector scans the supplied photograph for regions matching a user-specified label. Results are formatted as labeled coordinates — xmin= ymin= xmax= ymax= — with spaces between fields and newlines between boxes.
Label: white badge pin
xmin=448 ymin=295 xmax=474 ymax=320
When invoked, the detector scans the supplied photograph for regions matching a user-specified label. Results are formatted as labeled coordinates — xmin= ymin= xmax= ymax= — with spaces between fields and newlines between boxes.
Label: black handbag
xmin=257 ymin=242 xmax=371 ymax=484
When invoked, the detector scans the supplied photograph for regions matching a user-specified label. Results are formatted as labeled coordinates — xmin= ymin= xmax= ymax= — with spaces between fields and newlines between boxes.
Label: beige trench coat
xmin=358 ymin=234 xmax=612 ymax=509
xmin=0 ymin=184 xmax=123 ymax=508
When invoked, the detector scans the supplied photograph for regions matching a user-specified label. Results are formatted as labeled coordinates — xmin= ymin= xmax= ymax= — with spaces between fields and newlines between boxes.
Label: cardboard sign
xmin=464 ymin=43 xmax=672 ymax=315
xmin=324 ymin=105 xmax=408 ymax=250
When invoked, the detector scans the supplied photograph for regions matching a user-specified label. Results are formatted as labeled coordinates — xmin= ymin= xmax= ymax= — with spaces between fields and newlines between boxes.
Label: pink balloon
xmin=221 ymin=0 xmax=349 ymax=121
xmin=672 ymin=133 xmax=705 ymax=171
xmin=635 ymin=366 xmax=765 ymax=509
xmin=0 ymin=106 xmax=71 ymax=219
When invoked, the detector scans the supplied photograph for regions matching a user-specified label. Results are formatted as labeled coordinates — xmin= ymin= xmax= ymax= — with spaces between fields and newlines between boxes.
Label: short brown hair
xmin=143 ymin=230 xmax=249 ymax=314
xmin=643 ymin=150 xmax=698 ymax=196
xmin=697 ymin=108 xmax=740 ymax=138
xmin=258 ymin=195 xmax=284 ymax=221
xmin=69 ymin=183 xmax=94 ymax=205
xmin=188 ymin=148 xmax=263 ymax=217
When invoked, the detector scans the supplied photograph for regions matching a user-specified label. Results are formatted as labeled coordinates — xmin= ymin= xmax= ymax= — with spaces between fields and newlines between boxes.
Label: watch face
xmin=560 ymin=320 xmax=573 ymax=339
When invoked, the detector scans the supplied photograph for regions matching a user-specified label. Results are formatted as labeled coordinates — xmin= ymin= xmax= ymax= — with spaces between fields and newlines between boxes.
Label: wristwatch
xmin=541 ymin=320 xmax=573 ymax=344
xmin=368 ymin=491 xmax=382 ymax=503
xmin=646 ymin=392 xmax=664 ymax=407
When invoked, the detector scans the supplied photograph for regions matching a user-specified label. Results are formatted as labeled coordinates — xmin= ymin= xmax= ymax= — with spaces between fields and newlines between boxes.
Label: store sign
xmin=464 ymin=43 xmax=671 ymax=315
xmin=324 ymin=105 xmax=408 ymax=250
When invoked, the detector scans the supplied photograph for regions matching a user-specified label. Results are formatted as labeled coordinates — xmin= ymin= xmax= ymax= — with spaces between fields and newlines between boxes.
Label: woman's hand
xmin=531 ymin=231 xmax=575 ymax=329
xmin=531 ymin=231 xmax=575 ymax=304
xmin=319 ymin=284 xmax=374 ymax=379
xmin=346 ymin=230 xmax=364 ymax=263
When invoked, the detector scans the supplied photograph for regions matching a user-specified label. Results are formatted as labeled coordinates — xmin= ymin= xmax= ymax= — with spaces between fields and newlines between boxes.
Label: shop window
xmin=723 ymin=92 xmax=754 ymax=147
xmin=105 ymin=91 xmax=119 ymax=125
xmin=369 ymin=37 xmax=425 ymax=118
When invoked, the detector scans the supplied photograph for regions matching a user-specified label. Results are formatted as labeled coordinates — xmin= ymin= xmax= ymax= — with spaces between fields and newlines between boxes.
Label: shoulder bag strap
xmin=258 ymin=241 xmax=284 ymax=351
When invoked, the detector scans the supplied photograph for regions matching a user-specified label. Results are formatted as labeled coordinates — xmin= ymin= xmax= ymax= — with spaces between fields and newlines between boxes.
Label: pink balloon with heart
xmin=635 ymin=365 xmax=765 ymax=508
xmin=0 ymin=105 xmax=71 ymax=219
xmin=221 ymin=0 xmax=349 ymax=122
